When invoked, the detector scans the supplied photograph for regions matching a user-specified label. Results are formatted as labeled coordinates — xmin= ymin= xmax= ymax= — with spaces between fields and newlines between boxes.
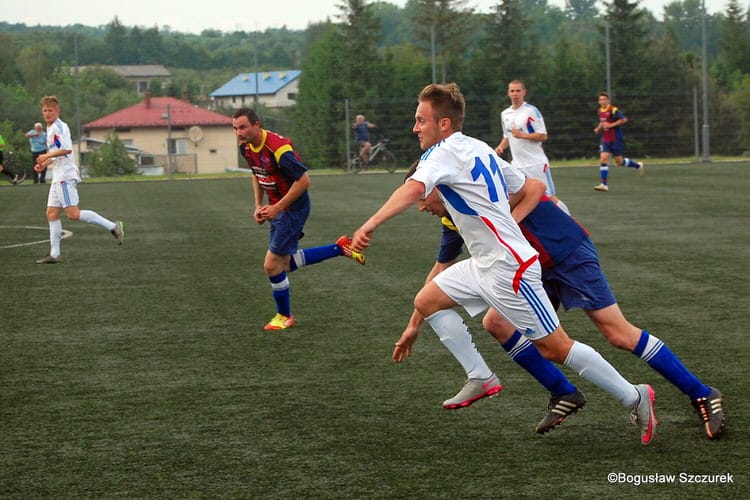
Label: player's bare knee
xmin=602 ymin=329 xmax=637 ymax=351
xmin=534 ymin=327 xmax=575 ymax=363
xmin=482 ymin=313 xmax=515 ymax=342
xmin=534 ymin=342 xmax=567 ymax=364
xmin=263 ymin=255 xmax=287 ymax=276
xmin=413 ymin=294 xmax=438 ymax=318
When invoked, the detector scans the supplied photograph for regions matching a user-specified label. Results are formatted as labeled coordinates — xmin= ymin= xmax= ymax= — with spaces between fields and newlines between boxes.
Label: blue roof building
xmin=210 ymin=70 xmax=301 ymax=109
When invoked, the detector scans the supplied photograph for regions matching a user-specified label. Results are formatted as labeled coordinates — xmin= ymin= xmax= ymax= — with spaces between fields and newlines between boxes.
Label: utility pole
xmin=161 ymin=104 xmax=173 ymax=179
xmin=701 ymin=0 xmax=711 ymax=162
xmin=605 ymin=21 xmax=612 ymax=98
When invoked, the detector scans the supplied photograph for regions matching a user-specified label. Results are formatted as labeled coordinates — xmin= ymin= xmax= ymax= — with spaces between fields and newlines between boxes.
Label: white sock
xmin=425 ymin=309 xmax=493 ymax=380
xmin=564 ymin=341 xmax=638 ymax=408
xmin=49 ymin=219 xmax=62 ymax=258
xmin=79 ymin=209 xmax=115 ymax=230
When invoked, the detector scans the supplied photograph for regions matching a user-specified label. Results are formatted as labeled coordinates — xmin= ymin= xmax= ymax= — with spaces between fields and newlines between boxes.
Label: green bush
xmin=85 ymin=130 xmax=137 ymax=177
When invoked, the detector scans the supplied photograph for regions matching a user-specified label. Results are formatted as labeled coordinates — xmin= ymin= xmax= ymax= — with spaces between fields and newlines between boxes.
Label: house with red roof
xmin=83 ymin=94 xmax=238 ymax=174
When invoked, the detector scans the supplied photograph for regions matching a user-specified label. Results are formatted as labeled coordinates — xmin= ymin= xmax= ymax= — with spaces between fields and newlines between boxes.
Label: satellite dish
xmin=188 ymin=125 xmax=204 ymax=143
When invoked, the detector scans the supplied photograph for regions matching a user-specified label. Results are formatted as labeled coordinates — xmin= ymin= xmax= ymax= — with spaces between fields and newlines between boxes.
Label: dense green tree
xmin=484 ymin=1 xmax=536 ymax=85
xmin=563 ymin=0 xmax=601 ymax=45
xmin=601 ymin=0 xmax=651 ymax=96
xmin=0 ymin=33 xmax=20 ymax=84
xmin=567 ymin=0 xmax=598 ymax=19
xmin=85 ymin=130 xmax=137 ymax=176
xmin=725 ymin=75 xmax=750 ymax=153
xmin=633 ymin=29 xmax=696 ymax=157
xmin=140 ymin=27 xmax=165 ymax=64
xmin=518 ymin=0 xmax=566 ymax=46
xmin=663 ymin=0 xmax=705 ymax=52
xmin=168 ymin=41 xmax=212 ymax=69
xmin=371 ymin=0 xmax=413 ymax=46
xmin=0 ymin=84 xmax=38 ymax=158
xmin=335 ymin=0 xmax=384 ymax=99
xmin=412 ymin=0 xmax=475 ymax=83
xmin=663 ymin=0 xmax=722 ymax=56
xmin=468 ymin=0 xmax=539 ymax=127
xmin=16 ymin=45 xmax=51 ymax=95
xmin=714 ymin=0 xmax=750 ymax=87
xmin=378 ymin=44 xmax=432 ymax=158
xmin=540 ymin=33 xmax=602 ymax=159
xmin=104 ymin=17 xmax=128 ymax=64
xmin=294 ymin=24 xmax=346 ymax=167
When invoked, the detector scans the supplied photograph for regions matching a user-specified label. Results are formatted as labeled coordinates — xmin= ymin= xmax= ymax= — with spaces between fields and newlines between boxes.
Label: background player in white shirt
xmin=352 ymin=83 xmax=657 ymax=444
xmin=34 ymin=96 xmax=124 ymax=263
xmin=495 ymin=80 xmax=569 ymax=212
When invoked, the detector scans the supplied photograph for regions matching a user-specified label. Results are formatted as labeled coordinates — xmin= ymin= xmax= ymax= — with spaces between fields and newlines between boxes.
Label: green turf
xmin=1 ymin=163 xmax=748 ymax=498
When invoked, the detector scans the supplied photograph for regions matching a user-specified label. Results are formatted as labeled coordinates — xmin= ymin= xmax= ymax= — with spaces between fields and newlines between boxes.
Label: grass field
xmin=1 ymin=162 xmax=748 ymax=498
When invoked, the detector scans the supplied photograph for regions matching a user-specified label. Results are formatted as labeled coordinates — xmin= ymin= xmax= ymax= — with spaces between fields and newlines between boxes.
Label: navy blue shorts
xmin=269 ymin=205 xmax=310 ymax=256
xmin=543 ymin=238 xmax=617 ymax=311
xmin=600 ymin=140 xmax=624 ymax=157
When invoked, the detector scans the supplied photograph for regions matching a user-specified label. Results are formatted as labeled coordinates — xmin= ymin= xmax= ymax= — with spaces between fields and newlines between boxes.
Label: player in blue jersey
xmin=353 ymin=83 xmax=657 ymax=444
xmin=232 ymin=108 xmax=366 ymax=330
xmin=594 ymin=92 xmax=644 ymax=191
xmin=402 ymin=176 xmax=724 ymax=440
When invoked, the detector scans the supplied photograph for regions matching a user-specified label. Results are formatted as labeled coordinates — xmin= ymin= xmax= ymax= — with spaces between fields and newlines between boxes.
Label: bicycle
xmin=2 ymin=152 xmax=28 ymax=185
xmin=348 ymin=138 xmax=397 ymax=173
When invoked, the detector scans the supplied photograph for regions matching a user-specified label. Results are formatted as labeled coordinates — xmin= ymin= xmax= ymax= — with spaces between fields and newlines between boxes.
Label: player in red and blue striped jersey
xmin=232 ymin=108 xmax=365 ymax=330
xmin=593 ymin=92 xmax=644 ymax=192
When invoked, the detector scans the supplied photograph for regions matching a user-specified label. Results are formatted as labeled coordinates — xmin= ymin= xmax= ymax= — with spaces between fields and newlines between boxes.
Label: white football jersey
xmin=501 ymin=102 xmax=549 ymax=168
xmin=410 ymin=132 xmax=538 ymax=270
xmin=46 ymin=118 xmax=81 ymax=183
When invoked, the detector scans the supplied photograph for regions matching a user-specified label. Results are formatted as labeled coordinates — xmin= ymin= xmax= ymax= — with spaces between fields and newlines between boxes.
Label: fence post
xmin=345 ymin=98 xmax=351 ymax=172
xmin=693 ymin=87 xmax=700 ymax=161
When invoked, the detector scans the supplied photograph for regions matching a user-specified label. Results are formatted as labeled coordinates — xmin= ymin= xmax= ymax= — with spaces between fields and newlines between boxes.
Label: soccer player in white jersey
xmin=495 ymin=80 xmax=557 ymax=194
xmin=494 ymin=80 xmax=571 ymax=214
xmin=34 ymin=96 xmax=124 ymax=264
xmin=352 ymin=83 xmax=657 ymax=444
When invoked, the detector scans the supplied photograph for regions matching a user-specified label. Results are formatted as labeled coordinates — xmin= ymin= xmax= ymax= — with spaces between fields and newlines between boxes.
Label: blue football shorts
xmin=268 ymin=205 xmax=310 ymax=256
xmin=600 ymin=140 xmax=624 ymax=157
xmin=542 ymin=237 xmax=617 ymax=311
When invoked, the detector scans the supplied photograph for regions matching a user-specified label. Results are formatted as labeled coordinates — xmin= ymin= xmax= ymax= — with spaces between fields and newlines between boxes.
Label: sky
xmin=2 ymin=0 xmax=727 ymax=34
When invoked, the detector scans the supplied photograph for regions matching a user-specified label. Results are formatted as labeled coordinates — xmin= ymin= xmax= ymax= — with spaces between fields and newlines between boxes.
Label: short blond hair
xmin=40 ymin=95 xmax=60 ymax=108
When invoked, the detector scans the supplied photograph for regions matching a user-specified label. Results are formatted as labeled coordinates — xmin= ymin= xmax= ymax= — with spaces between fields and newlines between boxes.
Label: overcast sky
xmin=3 ymin=0 xmax=726 ymax=34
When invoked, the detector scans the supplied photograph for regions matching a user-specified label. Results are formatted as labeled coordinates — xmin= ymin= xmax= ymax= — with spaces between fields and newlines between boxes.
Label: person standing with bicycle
xmin=25 ymin=122 xmax=48 ymax=184
xmin=352 ymin=114 xmax=376 ymax=167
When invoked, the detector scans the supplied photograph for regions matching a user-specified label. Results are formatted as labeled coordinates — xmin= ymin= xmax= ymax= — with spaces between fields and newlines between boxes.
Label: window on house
xmin=168 ymin=138 xmax=189 ymax=155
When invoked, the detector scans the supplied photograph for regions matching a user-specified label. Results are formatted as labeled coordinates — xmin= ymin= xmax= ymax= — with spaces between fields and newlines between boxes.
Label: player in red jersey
xmin=232 ymin=108 xmax=365 ymax=330
xmin=593 ymin=92 xmax=644 ymax=192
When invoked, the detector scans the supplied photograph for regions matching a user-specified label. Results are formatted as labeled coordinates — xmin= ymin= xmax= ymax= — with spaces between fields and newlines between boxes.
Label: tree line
xmin=1 ymin=0 xmax=749 ymax=172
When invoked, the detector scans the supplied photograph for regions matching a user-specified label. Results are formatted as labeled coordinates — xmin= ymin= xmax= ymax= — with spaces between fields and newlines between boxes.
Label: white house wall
xmin=84 ymin=126 xmax=240 ymax=174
